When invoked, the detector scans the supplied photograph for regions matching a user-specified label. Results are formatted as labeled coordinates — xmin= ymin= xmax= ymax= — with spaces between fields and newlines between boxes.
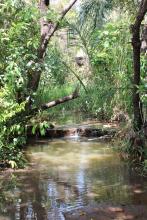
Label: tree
xmin=131 ymin=0 xmax=147 ymax=131
xmin=76 ymin=0 xmax=147 ymax=131
xmin=0 ymin=0 xmax=79 ymax=167
xmin=5 ymin=0 xmax=79 ymax=123
xmin=27 ymin=0 xmax=78 ymax=95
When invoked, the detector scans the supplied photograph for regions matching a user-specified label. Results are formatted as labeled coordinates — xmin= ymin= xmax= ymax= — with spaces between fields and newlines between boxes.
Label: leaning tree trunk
xmin=131 ymin=0 xmax=147 ymax=131
xmin=6 ymin=0 xmax=79 ymax=126
xmin=27 ymin=0 xmax=78 ymax=92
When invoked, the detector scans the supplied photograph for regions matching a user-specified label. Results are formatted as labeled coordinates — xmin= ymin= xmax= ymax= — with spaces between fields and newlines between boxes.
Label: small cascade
xmin=68 ymin=128 xmax=80 ymax=139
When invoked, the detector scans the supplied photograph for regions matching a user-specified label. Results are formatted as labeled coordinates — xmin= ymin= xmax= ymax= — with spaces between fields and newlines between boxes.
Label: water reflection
xmin=0 ymin=139 xmax=147 ymax=220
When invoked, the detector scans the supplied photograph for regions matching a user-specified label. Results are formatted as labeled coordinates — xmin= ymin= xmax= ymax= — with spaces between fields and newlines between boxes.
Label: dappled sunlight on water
xmin=0 ymin=139 xmax=147 ymax=220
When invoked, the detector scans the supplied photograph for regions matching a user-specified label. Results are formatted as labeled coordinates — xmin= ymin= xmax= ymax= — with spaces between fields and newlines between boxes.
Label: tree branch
xmin=39 ymin=0 xmax=78 ymax=59
xmin=133 ymin=0 xmax=147 ymax=28
xmin=41 ymin=88 xmax=79 ymax=110
xmin=28 ymin=0 xmax=78 ymax=92
xmin=5 ymin=89 xmax=79 ymax=127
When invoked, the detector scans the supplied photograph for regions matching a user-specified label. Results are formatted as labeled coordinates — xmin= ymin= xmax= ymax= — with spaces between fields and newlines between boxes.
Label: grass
xmin=35 ymin=82 xmax=118 ymax=121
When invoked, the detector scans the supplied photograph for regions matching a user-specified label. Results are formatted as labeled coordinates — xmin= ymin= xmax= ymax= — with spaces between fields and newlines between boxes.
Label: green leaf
xmin=9 ymin=160 xmax=17 ymax=169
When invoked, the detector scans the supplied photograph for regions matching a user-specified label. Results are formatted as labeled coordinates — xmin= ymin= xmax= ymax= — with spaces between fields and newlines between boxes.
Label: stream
xmin=0 ymin=115 xmax=147 ymax=220
xmin=1 ymin=136 xmax=147 ymax=220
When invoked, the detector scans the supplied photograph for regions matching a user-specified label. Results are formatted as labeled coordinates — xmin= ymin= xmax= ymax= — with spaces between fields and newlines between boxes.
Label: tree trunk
xmin=7 ymin=0 xmax=79 ymax=126
xmin=132 ymin=25 xmax=143 ymax=131
xmin=27 ymin=0 xmax=78 ymax=93
xmin=131 ymin=0 xmax=147 ymax=131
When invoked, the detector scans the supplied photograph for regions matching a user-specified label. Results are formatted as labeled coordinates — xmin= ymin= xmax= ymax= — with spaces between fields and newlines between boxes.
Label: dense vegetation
xmin=0 ymin=0 xmax=146 ymax=169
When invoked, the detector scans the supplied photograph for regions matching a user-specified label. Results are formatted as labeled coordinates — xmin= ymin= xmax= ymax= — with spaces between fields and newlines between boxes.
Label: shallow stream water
xmin=0 ymin=138 xmax=147 ymax=220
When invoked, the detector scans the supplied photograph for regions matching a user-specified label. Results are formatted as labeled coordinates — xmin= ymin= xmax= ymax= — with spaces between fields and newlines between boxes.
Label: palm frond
xmin=78 ymin=0 xmax=112 ymax=30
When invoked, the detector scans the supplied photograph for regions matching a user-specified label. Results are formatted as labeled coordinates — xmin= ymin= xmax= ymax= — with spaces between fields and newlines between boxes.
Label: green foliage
xmin=43 ymin=46 xmax=69 ymax=85
xmin=0 ymin=0 xmax=40 ymax=95
xmin=0 ymin=0 xmax=40 ymax=168
xmin=0 ymin=0 xmax=72 ymax=168
xmin=36 ymin=17 xmax=134 ymax=120
xmin=31 ymin=120 xmax=49 ymax=136
xmin=0 ymin=86 xmax=27 ymax=168
xmin=36 ymin=84 xmax=74 ymax=109
xmin=79 ymin=0 xmax=112 ymax=30
xmin=89 ymin=19 xmax=133 ymax=115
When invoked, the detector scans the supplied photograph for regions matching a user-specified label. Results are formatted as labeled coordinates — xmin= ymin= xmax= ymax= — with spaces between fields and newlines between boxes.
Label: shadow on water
xmin=0 ymin=139 xmax=147 ymax=220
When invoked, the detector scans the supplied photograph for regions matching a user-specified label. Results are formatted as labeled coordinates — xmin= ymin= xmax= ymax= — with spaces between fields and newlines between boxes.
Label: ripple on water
xmin=1 ymin=139 xmax=147 ymax=220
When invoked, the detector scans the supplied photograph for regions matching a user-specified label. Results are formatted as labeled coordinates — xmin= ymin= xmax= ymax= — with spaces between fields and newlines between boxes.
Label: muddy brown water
xmin=0 ymin=138 xmax=147 ymax=220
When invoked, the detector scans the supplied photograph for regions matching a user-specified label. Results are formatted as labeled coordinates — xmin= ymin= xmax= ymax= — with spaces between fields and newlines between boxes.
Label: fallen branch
xmin=5 ymin=89 xmax=79 ymax=126
xmin=41 ymin=88 xmax=79 ymax=110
